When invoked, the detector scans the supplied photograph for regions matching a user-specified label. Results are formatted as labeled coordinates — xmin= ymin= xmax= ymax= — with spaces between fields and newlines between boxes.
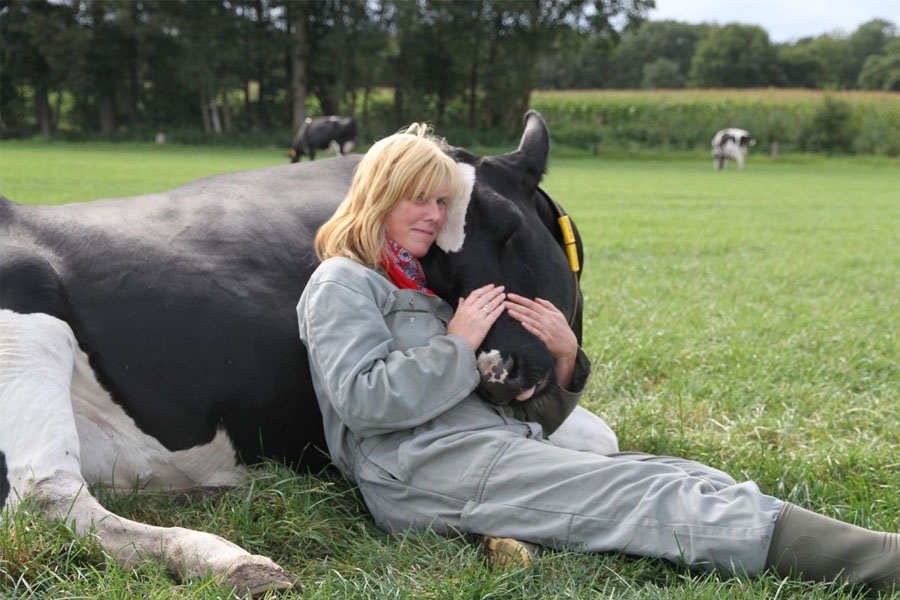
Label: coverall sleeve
xmin=300 ymin=276 xmax=480 ymax=439
xmin=511 ymin=347 xmax=592 ymax=436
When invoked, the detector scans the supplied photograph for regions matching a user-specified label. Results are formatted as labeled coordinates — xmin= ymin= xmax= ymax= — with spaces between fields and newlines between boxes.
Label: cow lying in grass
xmin=0 ymin=111 xmax=615 ymax=596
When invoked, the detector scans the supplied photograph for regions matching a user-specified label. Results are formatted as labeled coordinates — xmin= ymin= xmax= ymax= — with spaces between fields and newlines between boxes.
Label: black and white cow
xmin=0 ymin=111 xmax=614 ymax=596
xmin=711 ymin=127 xmax=755 ymax=171
xmin=288 ymin=115 xmax=357 ymax=163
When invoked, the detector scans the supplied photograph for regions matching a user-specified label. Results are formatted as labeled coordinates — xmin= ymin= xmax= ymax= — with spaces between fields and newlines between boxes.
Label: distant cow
xmin=711 ymin=128 xmax=755 ymax=171
xmin=289 ymin=115 xmax=356 ymax=163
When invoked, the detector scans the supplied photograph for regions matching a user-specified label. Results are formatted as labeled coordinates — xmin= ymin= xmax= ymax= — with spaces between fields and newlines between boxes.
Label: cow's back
xmin=1 ymin=158 xmax=360 ymax=469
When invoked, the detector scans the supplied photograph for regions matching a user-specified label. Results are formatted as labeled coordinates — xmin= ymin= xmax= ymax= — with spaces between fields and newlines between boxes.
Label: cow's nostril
xmin=474 ymin=350 xmax=538 ymax=406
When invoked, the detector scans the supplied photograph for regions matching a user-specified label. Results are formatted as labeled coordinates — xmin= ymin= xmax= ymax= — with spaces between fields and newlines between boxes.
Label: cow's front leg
xmin=0 ymin=310 xmax=300 ymax=596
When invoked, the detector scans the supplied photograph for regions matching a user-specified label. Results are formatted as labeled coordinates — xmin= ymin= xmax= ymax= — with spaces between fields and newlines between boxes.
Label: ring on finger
xmin=482 ymin=306 xmax=490 ymax=314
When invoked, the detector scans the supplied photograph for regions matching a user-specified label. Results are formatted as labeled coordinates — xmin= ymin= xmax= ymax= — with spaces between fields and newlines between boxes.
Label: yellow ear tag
xmin=557 ymin=215 xmax=580 ymax=273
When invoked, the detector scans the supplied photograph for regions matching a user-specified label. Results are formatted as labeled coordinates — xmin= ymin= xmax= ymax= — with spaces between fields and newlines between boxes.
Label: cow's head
xmin=421 ymin=110 xmax=584 ymax=406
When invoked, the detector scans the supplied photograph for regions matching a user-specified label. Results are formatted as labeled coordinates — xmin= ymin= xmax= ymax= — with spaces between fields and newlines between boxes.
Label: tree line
xmin=541 ymin=18 xmax=899 ymax=92
xmin=1 ymin=0 xmax=897 ymax=143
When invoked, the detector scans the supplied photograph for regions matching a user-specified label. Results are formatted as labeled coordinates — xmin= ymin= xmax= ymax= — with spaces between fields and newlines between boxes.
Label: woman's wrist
xmin=554 ymin=350 xmax=577 ymax=390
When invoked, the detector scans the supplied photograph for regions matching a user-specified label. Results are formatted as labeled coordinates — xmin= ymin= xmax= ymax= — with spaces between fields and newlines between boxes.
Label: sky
xmin=648 ymin=0 xmax=900 ymax=43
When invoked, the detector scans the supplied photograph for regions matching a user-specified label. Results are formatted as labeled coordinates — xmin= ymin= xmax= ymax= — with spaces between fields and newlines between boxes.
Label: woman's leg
xmin=459 ymin=439 xmax=782 ymax=575
xmin=606 ymin=452 xmax=742 ymax=490
xmin=358 ymin=438 xmax=782 ymax=576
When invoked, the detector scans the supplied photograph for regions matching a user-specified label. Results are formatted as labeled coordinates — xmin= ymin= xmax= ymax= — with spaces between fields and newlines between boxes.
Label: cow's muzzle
xmin=474 ymin=349 xmax=547 ymax=406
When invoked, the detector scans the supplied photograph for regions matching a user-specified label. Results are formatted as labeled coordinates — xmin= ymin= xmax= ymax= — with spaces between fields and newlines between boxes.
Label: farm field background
xmin=528 ymin=88 xmax=900 ymax=156
xmin=1 ymin=140 xmax=899 ymax=599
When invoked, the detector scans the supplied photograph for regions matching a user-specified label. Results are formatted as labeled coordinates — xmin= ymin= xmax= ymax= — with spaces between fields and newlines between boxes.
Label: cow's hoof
xmin=227 ymin=558 xmax=302 ymax=597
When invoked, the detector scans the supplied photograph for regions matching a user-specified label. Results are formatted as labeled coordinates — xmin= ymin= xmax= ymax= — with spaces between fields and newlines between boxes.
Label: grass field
xmin=1 ymin=140 xmax=899 ymax=599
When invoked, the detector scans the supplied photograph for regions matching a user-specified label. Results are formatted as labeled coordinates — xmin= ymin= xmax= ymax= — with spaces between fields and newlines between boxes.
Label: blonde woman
xmin=297 ymin=124 xmax=899 ymax=593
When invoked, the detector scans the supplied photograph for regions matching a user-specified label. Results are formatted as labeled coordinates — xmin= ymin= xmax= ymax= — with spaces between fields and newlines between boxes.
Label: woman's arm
xmin=513 ymin=346 xmax=592 ymax=435
xmin=299 ymin=273 xmax=481 ymax=438
xmin=504 ymin=294 xmax=579 ymax=389
xmin=503 ymin=293 xmax=590 ymax=435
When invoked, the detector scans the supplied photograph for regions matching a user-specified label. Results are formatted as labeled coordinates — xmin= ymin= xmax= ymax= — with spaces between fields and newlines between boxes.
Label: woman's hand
xmin=505 ymin=294 xmax=578 ymax=389
xmin=447 ymin=284 xmax=506 ymax=351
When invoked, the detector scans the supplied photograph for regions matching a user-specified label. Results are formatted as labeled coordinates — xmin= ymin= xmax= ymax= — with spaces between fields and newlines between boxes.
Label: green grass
xmin=1 ymin=141 xmax=899 ymax=599
xmin=0 ymin=140 xmax=289 ymax=205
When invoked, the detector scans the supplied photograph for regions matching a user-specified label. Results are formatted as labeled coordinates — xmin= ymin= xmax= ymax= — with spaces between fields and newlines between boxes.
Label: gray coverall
xmin=297 ymin=256 xmax=783 ymax=575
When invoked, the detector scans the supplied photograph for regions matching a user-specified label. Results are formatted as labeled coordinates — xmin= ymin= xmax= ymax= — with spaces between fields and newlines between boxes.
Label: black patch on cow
xmin=0 ymin=239 xmax=68 ymax=319
xmin=1 ymin=164 xmax=356 ymax=472
xmin=0 ymin=450 xmax=9 ymax=510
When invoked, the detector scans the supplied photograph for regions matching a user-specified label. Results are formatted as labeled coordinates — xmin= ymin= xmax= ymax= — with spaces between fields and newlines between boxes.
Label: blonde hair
xmin=315 ymin=123 xmax=465 ymax=270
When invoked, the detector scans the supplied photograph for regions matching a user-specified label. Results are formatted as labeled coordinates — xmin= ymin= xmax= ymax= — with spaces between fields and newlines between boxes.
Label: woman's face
xmin=384 ymin=183 xmax=450 ymax=258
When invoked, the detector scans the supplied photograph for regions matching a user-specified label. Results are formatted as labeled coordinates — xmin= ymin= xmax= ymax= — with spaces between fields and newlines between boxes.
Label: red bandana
xmin=381 ymin=239 xmax=435 ymax=295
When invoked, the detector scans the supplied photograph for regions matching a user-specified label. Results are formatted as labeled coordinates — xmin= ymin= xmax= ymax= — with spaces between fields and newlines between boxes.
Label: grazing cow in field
xmin=0 ymin=111 xmax=610 ymax=596
xmin=711 ymin=128 xmax=755 ymax=171
xmin=288 ymin=115 xmax=356 ymax=162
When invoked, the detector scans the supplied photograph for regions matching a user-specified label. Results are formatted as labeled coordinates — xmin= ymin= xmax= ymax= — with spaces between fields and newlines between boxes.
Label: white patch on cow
xmin=435 ymin=162 xmax=475 ymax=253
xmin=548 ymin=405 xmax=620 ymax=455
xmin=328 ymin=139 xmax=342 ymax=157
xmin=74 ymin=363 xmax=248 ymax=490
xmin=515 ymin=385 xmax=536 ymax=402
xmin=476 ymin=349 xmax=508 ymax=384
xmin=0 ymin=309 xmax=292 ymax=593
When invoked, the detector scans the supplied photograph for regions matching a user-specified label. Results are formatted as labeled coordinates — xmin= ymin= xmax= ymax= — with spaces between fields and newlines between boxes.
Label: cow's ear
xmin=436 ymin=162 xmax=475 ymax=253
xmin=493 ymin=111 xmax=549 ymax=191
xmin=515 ymin=110 xmax=550 ymax=182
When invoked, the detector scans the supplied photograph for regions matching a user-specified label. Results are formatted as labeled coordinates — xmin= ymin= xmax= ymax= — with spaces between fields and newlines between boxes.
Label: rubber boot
xmin=766 ymin=503 xmax=900 ymax=594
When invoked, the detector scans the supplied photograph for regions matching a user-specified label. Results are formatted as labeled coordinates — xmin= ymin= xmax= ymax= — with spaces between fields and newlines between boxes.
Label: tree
xmin=0 ymin=0 xmax=83 ymax=135
xmin=846 ymin=19 xmax=897 ymax=88
xmin=794 ymin=35 xmax=852 ymax=89
xmin=858 ymin=38 xmax=900 ymax=90
xmin=801 ymin=96 xmax=858 ymax=154
xmin=776 ymin=43 xmax=827 ymax=88
xmin=535 ymin=27 xmax=610 ymax=89
xmin=78 ymin=1 xmax=143 ymax=135
xmin=641 ymin=57 xmax=685 ymax=88
xmin=380 ymin=0 xmax=653 ymax=130
xmin=304 ymin=0 xmax=382 ymax=118
xmin=0 ymin=0 xmax=658 ymax=138
xmin=286 ymin=1 xmax=308 ymax=129
xmin=607 ymin=20 xmax=706 ymax=88
xmin=689 ymin=24 xmax=778 ymax=88
xmin=476 ymin=0 xmax=654 ymax=128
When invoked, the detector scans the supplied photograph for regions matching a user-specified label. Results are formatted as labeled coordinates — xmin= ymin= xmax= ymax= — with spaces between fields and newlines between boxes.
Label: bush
xmin=800 ymin=96 xmax=859 ymax=154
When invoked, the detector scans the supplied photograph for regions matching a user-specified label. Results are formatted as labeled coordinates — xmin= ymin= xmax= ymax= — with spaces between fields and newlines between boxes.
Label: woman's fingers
xmin=447 ymin=285 xmax=505 ymax=350
xmin=504 ymin=293 xmax=576 ymax=360
xmin=450 ymin=288 xmax=578 ymax=362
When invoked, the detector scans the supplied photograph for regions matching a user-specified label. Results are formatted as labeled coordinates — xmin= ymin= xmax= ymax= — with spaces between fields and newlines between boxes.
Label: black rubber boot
xmin=766 ymin=503 xmax=900 ymax=594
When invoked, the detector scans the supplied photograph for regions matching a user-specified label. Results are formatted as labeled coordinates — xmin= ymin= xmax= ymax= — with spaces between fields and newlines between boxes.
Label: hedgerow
xmin=529 ymin=89 xmax=900 ymax=156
